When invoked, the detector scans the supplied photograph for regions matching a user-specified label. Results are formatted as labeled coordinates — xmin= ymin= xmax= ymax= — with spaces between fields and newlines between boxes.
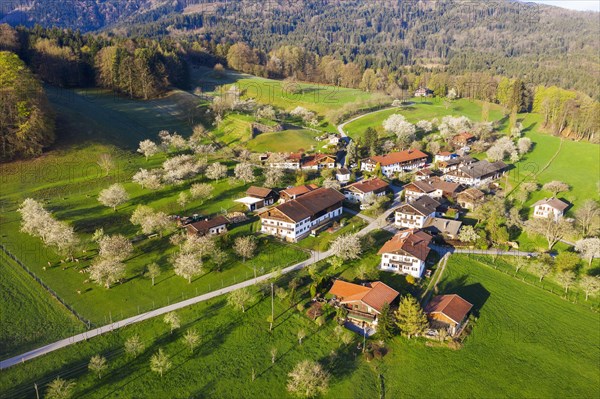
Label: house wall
xmin=379 ymin=252 xmax=425 ymax=278
xmin=260 ymin=206 xmax=343 ymax=242
xmin=395 ymin=210 xmax=434 ymax=229
xmin=533 ymin=205 xmax=563 ymax=220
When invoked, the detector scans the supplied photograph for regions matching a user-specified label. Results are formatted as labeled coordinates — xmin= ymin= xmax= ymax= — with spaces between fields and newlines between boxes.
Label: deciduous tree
xmin=150 ymin=349 xmax=172 ymax=378
xmin=88 ymin=258 xmax=125 ymax=289
xmin=98 ymin=184 xmax=129 ymax=211
xmin=45 ymin=377 xmax=76 ymax=399
xmin=575 ymin=238 xmax=600 ymax=266
xmin=287 ymin=360 xmax=330 ymax=398
xmin=227 ymin=287 xmax=254 ymax=312
xmin=234 ymin=236 xmax=257 ymax=262
xmin=144 ymin=263 xmax=161 ymax=286
xmin=330 ymin=234 xmax=362 ymax=260
xmin=579 ymin=276 xmax=600 ymax=301
xmin=124 ymin=335 xmax=145 ymax=358
xmin=88 ymin=355 xmax=108 ymax=379
xmin=206 ymin=162 xmax=228 ymax=182
xmin=163 ymin=312 xmax=180 ymax=334
xmin=137 ymin=139 xmax=160 ymax=160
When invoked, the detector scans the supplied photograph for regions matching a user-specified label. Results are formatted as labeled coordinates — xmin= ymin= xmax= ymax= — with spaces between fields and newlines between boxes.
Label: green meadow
xmin=1 ymin=253 xmax=597 ymax=398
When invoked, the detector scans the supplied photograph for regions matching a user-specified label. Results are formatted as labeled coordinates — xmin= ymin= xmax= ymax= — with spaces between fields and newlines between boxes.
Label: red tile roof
xmin=329 ymin=280 xmax=399 ymax=313
xmin=302 ymin=153 xmax=336 ymax=167
xmin=425 ymin=294 xmax=473 ymax=324
xmin=365 ymin=150 xmax=428 ymax=166
xmin=378 ymin=229 xmax=432 ymax=261
xmin=281 ymin=184 xmax=319 ymax=197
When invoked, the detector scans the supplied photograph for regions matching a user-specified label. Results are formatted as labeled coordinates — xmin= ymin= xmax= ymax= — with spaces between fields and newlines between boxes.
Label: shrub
xmin=405 ymin=275 xmax=416 ymax=285
xmin=307 ymin=302 xmax=323 ymax=320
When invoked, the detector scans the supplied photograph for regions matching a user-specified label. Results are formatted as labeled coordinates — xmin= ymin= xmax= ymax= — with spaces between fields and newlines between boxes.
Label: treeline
xmin=0 ymin=51 xmax=54 ymax=161
xmin=0 ymin=24 xmax=189 ymax=99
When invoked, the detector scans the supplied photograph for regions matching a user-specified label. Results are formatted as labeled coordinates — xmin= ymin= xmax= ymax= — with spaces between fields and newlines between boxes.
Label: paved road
xmin=337 ymin=106 xmax=397 ymax=138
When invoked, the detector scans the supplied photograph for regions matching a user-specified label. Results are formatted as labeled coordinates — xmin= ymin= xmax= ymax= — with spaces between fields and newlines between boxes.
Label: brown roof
xmin=378 ymin=229 xmax=432 ymax=261
xmin=302 ymin=153 xmax=336 ymax=167
xmin=329 ymin=280 xmax=399 ymax=313
xmin=457 ymin=188 xmax=485 ymax=202
xmin=429 ymin=179 xmax=463 ymax=195
xmin=452 ymin=132 xmax=475 ymax=142
xmin=261 ymin=188 xmax=345 ymax=222
xmin=425 ymin=294 xmax=473 ymax=324
xmin=438 ymin=151 xmax=452 ymax=156
xmin=533 ymin=197 xmax=569 ymax=212
xmin=365 ymin=149 xmax=428 ymax=166
xmin=280 ymin=184 xmax=319 ymax=198
xmin=397 ymin=196 xmax=440 ymax=216
xmin=187 ymin=215 xmax=229 ymax=234
xmin=404 ymin=180 xmax=436 ymax=194
xmin=246 ymin=186 xmax=276 ymax=199
xmin=345 ymin=178 xmax=389 ymax=194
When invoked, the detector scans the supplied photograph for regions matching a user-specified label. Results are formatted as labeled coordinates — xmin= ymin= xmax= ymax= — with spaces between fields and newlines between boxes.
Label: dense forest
xmin=2 ymin=1 xmax=597 ymax=100
xmin=0 ymin=51 xmax=54 ymax=161
xmin=0 ymin=24 xmax=189 ymax=98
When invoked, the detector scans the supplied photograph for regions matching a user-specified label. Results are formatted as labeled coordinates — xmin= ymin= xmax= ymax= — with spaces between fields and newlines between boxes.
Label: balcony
xmin=347 ymin=309 xmax=377 ymax=323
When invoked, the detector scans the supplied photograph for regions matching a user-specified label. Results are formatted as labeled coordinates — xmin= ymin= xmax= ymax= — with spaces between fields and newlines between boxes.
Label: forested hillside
xmin=1 ymin=0 xmax=598 ymax=99
xmin=0 ymin=51 xmax=54 ymax=161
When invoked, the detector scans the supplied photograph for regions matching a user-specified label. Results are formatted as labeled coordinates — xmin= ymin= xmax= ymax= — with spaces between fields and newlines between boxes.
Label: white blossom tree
xmin=173 ymin=252 xmax=202 ymax=283
xmin=137 ymin=139 xmax=160 ymax=160
xmin=132 ymin=168 xmax=163 ymax=189
xmin=458 ymin=225 xmax=478 ymax=243
xmin=45 ymin=377 xmax=76 ymax=399
xmin=234 ymin=236 xmax=257 ymax=262
xmin=124 ymin=335 xmax=145 ymax=358
xmin=234 ymin=162 xmax=255 ymax=183
xmin=416 ymin=120 xmax=433 ymax=133
xmin=287 ymin=360 xmax=330 ymax=398
xmin=88 ymin=355 xmax=108 ymax=379
xmin=330 ymin=234 xmax=362 ymax=260
xmin=517 ymin=137 xmax=532 ymax=155
xmin=89 ymin=258 xmax=125 ymax=288
xmin=575 ymin=238 xmax=600 ymax=266
xmin=150 ymin=349 xmax=172 ymax=378
xmin=98 ymin=184 xmax=129 ymax=211
xmin=206 ymin=162 xmax=228 ymax=182
xmin=162 ymin=155 xmax=205 ymax=185
xmin=190 ymin=183 xmax=214 ymax=202
xmin=97 ymin=153 xmax=114 ymax=176
xmin=265 ymin=167 xmax=285 ymax=187
xmin=579 ymin=276 xmax=600 ymax=301
xmin=163 ymin=312 xmax=180 ymax=333
xmin=227 ymin=287 xmax=254 ymax=312
xmin=525 ymin=217 xmax=574 ymax=250
xmin=98 ymin=234 xmax=133 ymax=261
xmin=542 ymin=181 xmax=570 ymax=196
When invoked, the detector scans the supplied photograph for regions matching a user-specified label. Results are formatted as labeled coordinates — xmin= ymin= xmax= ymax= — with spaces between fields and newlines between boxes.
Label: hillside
xmin=1 ymin=0 xmax=598 ymax=98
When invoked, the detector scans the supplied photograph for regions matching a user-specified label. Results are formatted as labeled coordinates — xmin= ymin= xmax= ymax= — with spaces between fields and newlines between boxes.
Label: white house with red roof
xmin=360 ymin=149 xmax=428 ymax=177
xmin=378 ymin=229 xmax=433 ymax=277
xmin=342 ymin=177 xmax=389 ymax=203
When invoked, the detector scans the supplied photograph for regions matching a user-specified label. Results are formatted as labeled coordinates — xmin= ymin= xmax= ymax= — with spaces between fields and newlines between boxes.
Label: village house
xmin=414 ymin=168 xmax=437 ymax=181
xmin=423 ymin=217 xmax=463 ymax=240
xmin=451 ymin=132 xmax=476 ymax=148
xmin=378 ymin=229 xmax=433 ymax=278
xmin=259 ymin=188 xmax=345 ymax=242
xmin=457 ymin=187 xmax=485 ymax=210
xmin=437 ymin=156 xmax=475 ymax=173
xmin=328 ymin=280 xmax=399 ymax=332
xmin=434 ymin=151 xmax=456 ymax=163
xmin=403 ymin=180 xmax=443 ymax=202
xmin=395 ymin=196 xmax=441 ymax=229
xmin=186 ymin=215 xmax=229 ymax=236
xmin=234 ymin=186 xmax=279 ymax=211
xmin=267 ymin=152 xmax=303 ymax=170
xmin=361 ymin=149 xmax=428 ymax=178
xmin=343 ymin=178 xmax=389 ymax=203
xmin=414 ymin=87 xmax=434 ymax=97
xmin=425 ymin=294 xmax=473 ymax=336
xmin=532 ymin=198 xmax=569 ymax=221
xmin=443 ymin=160 xmax=507 ymax=187
xmin=301 ymin=153 xmax=337 ymax=170
xmin=335 ymin=167 xmax=351 ymax=184
xmin=279 ymin=184 xmax=319 ymax=203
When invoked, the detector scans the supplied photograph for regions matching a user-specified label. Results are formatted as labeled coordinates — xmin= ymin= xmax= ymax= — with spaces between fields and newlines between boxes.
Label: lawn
xmin=246 ymin=129 xmax=321 ymax=153
xmin=343 ymin=98 xmax=505 ymax=140
xmin=1 ymin=253 xmax=598 ymax=398
xmin=296 ymin=214 xmax=367 ymax=252
xmin=0 ymin=255 xmax=85 ymax=361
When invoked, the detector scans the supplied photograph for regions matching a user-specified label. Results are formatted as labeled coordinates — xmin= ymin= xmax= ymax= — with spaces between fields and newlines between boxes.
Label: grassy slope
xmin=1 ymin=254 xmax=598 ymax=398
xmin=0 ymin=256 xmax=84 ymax=360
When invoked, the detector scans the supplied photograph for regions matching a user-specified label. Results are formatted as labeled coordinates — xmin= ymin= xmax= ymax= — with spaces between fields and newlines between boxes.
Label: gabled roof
xmin=429 ymin=178 xmax=463 ymax=195
xmin=425 ymin=294 xmax=473 ymax=324
xmin=187 ymin=215 xmax=229 ymax=234
xmin=378 ymin=229 xmax=432 ymax=261
xmin=452 ymin=132 xmax=475 ymax=142
xmin=452 ymin=160 xmax=507 ymax=179
xmin=345 ymin=178 xmax=389 ymax=194
xmin=533 ymin=197 xmax=569 ymax=212
xmin=329 ymin=280 xmax=399 ymax=313
xmin=337 ymin=167 xmax=350 ymax=175
xmin=246 ymin=186 xmax=276 ymax=199
xmin=424 ymin=217 xmax=463 ymax=237
xmin=280 ymin=184 xmax=319 ymax=197
xmin=364 ymin=149 xmax=428 ymax=166
xmin=404 ymin=180 xmax=436 ymax=194
xmin=457 ymin=187 xmax=485 ymax=202
xmin=302 ymin=153 xmax=336 ymax=167
xmin=397 ymin=196 xmax=441 ymax=216
xmin=261 ymin=188 xmax=345 ymax=222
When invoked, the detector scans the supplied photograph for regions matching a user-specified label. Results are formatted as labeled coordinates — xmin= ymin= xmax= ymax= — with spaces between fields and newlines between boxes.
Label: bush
xmin=296 ymin=303 xmax=305 ymax=312
xmin=307 ymin=302 xmax=324 ymax=320
xmin=315 ymin=316 xmax=326 ymax=326
xmin=405 ymin=275 xmax=416 ymax=285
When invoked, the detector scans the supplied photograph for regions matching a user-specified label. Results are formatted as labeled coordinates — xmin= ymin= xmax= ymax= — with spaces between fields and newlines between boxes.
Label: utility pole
xmin=271 ymin=282 xmax=274 ymax=329
xmin=34 ymin=383 xmax=39 ymax=399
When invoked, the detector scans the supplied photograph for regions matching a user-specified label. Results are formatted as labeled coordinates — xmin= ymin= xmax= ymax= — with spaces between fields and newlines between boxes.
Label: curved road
xmin=337 ymin=106 xmax=398 ymax=138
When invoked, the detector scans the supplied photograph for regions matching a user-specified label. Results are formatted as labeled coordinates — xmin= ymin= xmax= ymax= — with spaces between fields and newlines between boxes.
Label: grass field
xmin=1 ymin=253 xmax=598 ymax=398
xmin=343 ymin=98 xmax=506 ymax=140
xmin=0 ymin=256 xmax=85 ymax=360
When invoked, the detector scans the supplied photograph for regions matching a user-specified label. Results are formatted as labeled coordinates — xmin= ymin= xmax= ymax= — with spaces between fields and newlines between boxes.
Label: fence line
xmin=0 ymin=244 xmax=93 ymax=328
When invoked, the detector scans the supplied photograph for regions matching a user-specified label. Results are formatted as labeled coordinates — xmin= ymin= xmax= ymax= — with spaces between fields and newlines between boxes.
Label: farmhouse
xmin=443 ymin=160 xmax=507 ymax=186
xmin=267 ymin=152 xmax=303 ymax=169
xmin=532 ymin=198 xmax=569 ymax=221
xmin=259 ymin=188 xmax=345 ymax=242
xmin=414 ymin=87 xmax=433 ymax=97
xmin=234 ymin=186 xmax=278 ymax=211
xmin=434 ymin=151 xmax=456 ymax=163
xmin=343 ymin=178 xmax=389 ymax=203
xmin=403 ymin=180 xmax=443 ymax=202
xmin=424 ymin=217 xmax=463 ymax=240
xmin=451 ymin=132 xmax=476 ymax=148
xmin=279 ymin=184 xmax=319 ymax=203
xmin=335 ymin=167 xmax=351 ymax=184
xmin=361 ymin=149 xmax=428 ymax=177
xmin=301 ymin=153 xmax=337 ymax=170
xmin=414 ymin=168 xmax=436 ymax=181
xmin=378 ymin=229 xmax=433 ymax=278
xmin=186 ymin=215 xmax=229 ymax=236
xmin=328 ymin=280 xmax=399 ymax=330
xmin=437 ymin=156 xmax=475 ymax=173
xmin=395 ymin=196 xmax=441 ymax=229
xmin=457 ymin=188 xmax=485 ymax=210
xmin=425 ymin=294 xmax=473 ymax=336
